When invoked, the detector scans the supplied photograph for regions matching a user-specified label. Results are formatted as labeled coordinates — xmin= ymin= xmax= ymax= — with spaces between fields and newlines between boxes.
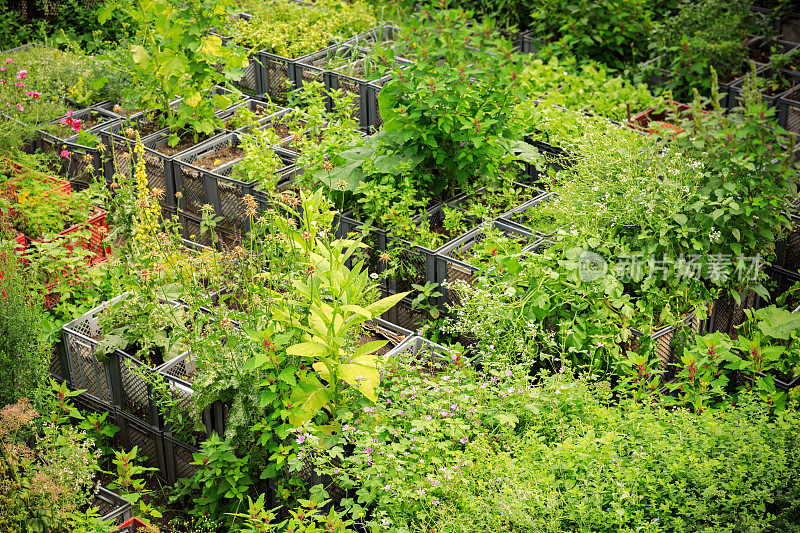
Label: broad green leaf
xmin=351 ymin=340 xmax=387 ymax=360
xmin=338 ymin=363 xmax=380 ymax=401
xmin=286 ymin=342 xmax=328 ymax=358
xmin=365 ymin=291 xmax=410 ymax=316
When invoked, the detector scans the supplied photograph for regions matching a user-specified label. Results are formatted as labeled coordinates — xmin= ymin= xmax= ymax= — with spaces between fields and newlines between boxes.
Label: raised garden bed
xmin=386 ymin=204 xmax=480 ymax=295
xmin=172 ymin=131 xmax=297 ymax=238
xmin=436 ymin=220 xmax=538 ymax=307
xmin=216 ymin=99 xmax=292 ymax=134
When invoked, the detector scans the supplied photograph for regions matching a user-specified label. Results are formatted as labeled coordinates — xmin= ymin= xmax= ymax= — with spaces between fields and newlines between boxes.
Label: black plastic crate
xmin=446 ymin=182 xmax=546 ymax=220
xmin=163 ymin=434 xmax=201 ymax=484
xmin=762 ymin=265 xmax=800 ymax=308
xmin=628 ymin=312 xmax=702 ymax=373
xmin=173 ymin=131 xmax=297 ymax=237
xmin=99 ymin=125 xmax=195 ymax=213
xmin=93 ymin=486 xmax=133 ymax=526
xmin=775 ymin=213 xmax=800 ymax=271
xmin=779 ymin=9 xmax=800 ymax=43
xmin=115 ymin=410 xmax=168 ymax=481
xmin=386 ymin=204 xmax=479 ymax=295
xmin=704 ymin=289 xmax=759 ymax=337
xmin=216 ymin=100 xmax=293 ymax=134
xmin=436 ymin=220 xmax=537 ymax=307
xmin=729 ymin=64 xmax=788 ymax=111
xmin=37 ymin=107 xmax=116 ymax=185
xmin=335 ymin=209 xmax=390 ymax=277
xmin=378 ymin=295 xmax=428 ymax=344
xmin=326 ymin=47 xmax=413 ymax=131
xmin=778 ymin=76 xmax=800 ymax=134
xmin=256 ymin=50 xmax=300 ymax=104
xmin=638 ymin=56 xmax=677 ymax=93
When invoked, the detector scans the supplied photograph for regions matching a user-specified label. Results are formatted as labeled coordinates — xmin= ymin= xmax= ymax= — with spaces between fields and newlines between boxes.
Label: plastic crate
xmin=173 ymin=131 xmax=297 ymax=237
xmin=37 ymin=107 xmax=117 ymax=184
xmin=157 ymin=351 xmax=219 ymax=439
xmin=638 ymin=56 xmax=677 ymax=93
xmin=216 ymin=100 xmax=293 ymax=134
xmin=446 ymin=182 xmax=546 ymax=220
xmin=386 ymin=204 xmax=479 ymax=295
xmin=763 ymin=265 xmax=800 ymax=309
xmin=779 ymin=9 xmax=800 ymax=43
xmin=256 ymin=50 xmax=299 ymax=104
xmin=63 ymin=293 xmax=183 ymax=416
xmin=324 ymin=46 xmax=413 ymax=131
xmin=729 ymin=65 xmax=788 ymax=111
xmin=704 ymin=289 xmax=759 ymax=337
xmin=776 ymin=213 xmax=800 ymax=271
xmin=498 ymin=193 xmax=561 ymax=238
xmin=49 ymin=338 xmax=70 ymax=385
xmin=99 ymin=126 xmax=184 ymax=212
xmin=94 ymin=486 xmax=133 ymax=526
xmin=163 ymin=434 xmax=200 ymax=484
xmin=436 ymin=220 xmax=537 ymax=307
xmin=115 ymin=410 xmax=168 ymax=481
xmin=0 ymin=157 xmax=71 ymax=196
xmin=628 ymin=312 xmax=702 ymax=372
xmin=384 ymin=335 xmax=475 ymax=364
xmin=778 ymin=75 xmax=800 ymax=134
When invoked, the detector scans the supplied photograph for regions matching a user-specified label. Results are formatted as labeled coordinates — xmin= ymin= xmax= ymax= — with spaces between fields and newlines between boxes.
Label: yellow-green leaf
xmin=366 ymin=291 xmax=410 ymax=316
xmin=286 ymin=342 xmax=328 ymax=358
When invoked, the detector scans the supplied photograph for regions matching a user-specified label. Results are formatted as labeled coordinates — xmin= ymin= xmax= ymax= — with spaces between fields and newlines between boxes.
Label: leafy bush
xmin=529 ymin=0 xmax=654 ymax=70
xmin=0 ymin=238 xmax=49 ymax=408
xmin=319 ymin=365 xmax=800 ymax=532
xmin=517 ymin=56 xmax=658 ymax=120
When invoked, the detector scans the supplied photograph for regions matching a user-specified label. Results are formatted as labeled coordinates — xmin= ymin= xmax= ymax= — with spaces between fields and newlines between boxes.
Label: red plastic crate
xmin=0 ymin=157 xmax=71 ymax=198
xmin=628 ymin=102 xmax=707 ymax=135
xmin=16 ymin=207 xmax=110 ymax=263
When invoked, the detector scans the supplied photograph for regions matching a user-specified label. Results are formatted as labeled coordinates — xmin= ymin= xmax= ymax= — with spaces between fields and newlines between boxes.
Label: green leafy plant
xmin=99 ymin=0 xmax=249 ymax=146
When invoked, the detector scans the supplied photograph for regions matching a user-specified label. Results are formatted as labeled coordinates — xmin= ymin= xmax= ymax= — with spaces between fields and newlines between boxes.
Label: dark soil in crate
xmin=193 ymin=145 xmax=245 ymax=170
xmin=157 ymin=133 xmax=216 ymax=157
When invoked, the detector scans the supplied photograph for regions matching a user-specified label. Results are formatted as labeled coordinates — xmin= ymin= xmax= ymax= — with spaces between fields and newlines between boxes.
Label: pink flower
xmin=15 ymin=70 xmax=26 ymax=80
xmin=16 ymin=103 xmax=23 ymax=112
xmin=71 ymin=119 xmax=81 ymax=132
xmin=60 ymin=149 xmax=70 ymax=158
xmin=4 ymin=58 xmax=11 ymax=63
xmin=0 ymin=67 xmax=5 ymax=72
xmin=0 ymin=81 xmax=7 ymax=85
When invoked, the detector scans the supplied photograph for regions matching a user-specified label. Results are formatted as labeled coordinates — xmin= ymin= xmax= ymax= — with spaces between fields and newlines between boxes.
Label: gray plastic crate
xmin=499 ymin=192 xmax=560 ymax=238
xmin=436 ymin=220 xmax=537 ymax=307
xmin=62 ymin=293 xmax=187 ymax=425
xmin=172 ymin=131 xmax=297 ymax=237
xmin=384 ymin=335 xmax=476 ymax=364
xmin=94 ymin=486 xmax=133 ymax=526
